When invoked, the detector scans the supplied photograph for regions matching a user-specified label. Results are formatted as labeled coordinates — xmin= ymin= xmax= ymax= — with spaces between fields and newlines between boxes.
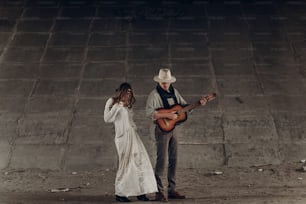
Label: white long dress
xmin=104 ymin=98 xmax=158 ymax=197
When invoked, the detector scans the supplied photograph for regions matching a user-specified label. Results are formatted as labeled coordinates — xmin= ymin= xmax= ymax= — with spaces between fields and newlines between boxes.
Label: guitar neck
xmin=177 ymin=102 xmax=201 ymax=114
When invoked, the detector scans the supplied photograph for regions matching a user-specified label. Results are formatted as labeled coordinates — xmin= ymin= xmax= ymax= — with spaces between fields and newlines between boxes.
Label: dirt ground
xmin=1 ymin=162 xmax=306 ymax=203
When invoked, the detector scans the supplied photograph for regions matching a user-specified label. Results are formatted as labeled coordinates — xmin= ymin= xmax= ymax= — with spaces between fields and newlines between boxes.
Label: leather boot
xmin=168 ymin=191 xmax=186 ymax=199
xmin=155 ymin=192 xmax=168 ymax=202
xmin=137 ymin=194 xmax=150 ymax=201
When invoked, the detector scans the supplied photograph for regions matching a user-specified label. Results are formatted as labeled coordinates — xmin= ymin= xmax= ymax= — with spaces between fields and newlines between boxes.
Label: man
xmin=145 ymin=68 xmax=208 ymax=202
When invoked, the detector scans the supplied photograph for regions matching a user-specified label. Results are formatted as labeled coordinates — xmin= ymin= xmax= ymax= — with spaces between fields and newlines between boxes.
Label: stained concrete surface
xmin=1 ymin=0 xmax=306 ymax=203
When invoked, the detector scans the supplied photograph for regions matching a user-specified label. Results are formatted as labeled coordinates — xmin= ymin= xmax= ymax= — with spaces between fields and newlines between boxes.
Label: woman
xmin=104 ymin=82 xmax=158 ymax=202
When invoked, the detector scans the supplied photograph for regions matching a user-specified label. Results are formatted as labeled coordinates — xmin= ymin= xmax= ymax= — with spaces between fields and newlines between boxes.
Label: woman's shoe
xmin=137 ymin=194 xmax=150 ymax=201
xmin=115 ymin=195 xmax=131 ymax=202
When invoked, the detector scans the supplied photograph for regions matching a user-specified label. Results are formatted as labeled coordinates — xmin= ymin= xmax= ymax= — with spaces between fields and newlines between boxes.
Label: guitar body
xmin=156 ymin=104 xmax=188 ymax=133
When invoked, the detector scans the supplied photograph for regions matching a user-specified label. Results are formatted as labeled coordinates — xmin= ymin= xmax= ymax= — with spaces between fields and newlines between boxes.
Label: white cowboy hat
xmin=153 ymin=68 xmax=176 ymax=83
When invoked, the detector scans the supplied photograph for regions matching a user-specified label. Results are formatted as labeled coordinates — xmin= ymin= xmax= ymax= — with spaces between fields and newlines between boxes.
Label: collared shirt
xmin=145 ymin=88 xmax=187 ymax=121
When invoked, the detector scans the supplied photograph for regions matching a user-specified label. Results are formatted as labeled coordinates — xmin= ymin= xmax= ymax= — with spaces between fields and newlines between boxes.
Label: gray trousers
xmin=154 ymin=126 xmax=178 ymax=193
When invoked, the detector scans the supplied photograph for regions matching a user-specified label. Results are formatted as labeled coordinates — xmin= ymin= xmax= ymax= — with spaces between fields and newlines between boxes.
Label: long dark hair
xmin=111 ymin=82 xmax=136 ymax=109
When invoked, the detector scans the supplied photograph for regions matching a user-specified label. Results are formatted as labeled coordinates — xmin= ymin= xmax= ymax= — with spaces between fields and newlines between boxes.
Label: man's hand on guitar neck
xmin=199 ymin=97 xmax=208 ymax=106
xmin=199 ymin=93 xmax=217 ymax=106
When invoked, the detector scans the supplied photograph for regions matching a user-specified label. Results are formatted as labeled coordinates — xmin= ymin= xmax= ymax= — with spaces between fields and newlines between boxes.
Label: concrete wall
xmin=0 ymin=0 xmax=306 ymax=171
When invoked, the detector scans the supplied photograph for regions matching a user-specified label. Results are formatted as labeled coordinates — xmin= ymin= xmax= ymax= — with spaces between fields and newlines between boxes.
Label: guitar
xmin=156 ymin=93 xmax=216 ymax=132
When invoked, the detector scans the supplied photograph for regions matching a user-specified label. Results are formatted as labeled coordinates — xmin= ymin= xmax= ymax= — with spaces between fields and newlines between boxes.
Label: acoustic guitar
xmin=156 ymin=93 xmax=216 ymax=132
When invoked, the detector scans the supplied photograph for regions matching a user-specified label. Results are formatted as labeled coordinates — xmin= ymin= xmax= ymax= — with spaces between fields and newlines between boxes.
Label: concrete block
xmin=127 ymin=61 xmax=168 ymax=78
xmin=213 ymin=59 xmax=254 ymax=76
xmin=243 ymin=4 xmax=276 ymax=16
xmin=255 ymin=59 xmax=300 ymax=75
xmin=217 ymin=76 xmax=262 ymax=96
xmin=0 ymin=33 xmax=11 ymax=49
xmin=131 ymin=95 xmax=147 ymax=112
xmin=83 ymin=62 xmax=125 ymax=79
xmin=69 ymin=115 xmax=114 ymax=145
xmin=0 ymin=80 xmax=34 ymax=97
xmin=0 ymin=121 xmax=18 ymax=144
xmin=133 ymin=117 xmax=152 ymax=138
xmin=226 ymin=142 xmax=281 ymax=167
xmin=26 ymin=96 xmax=75 ymax=113
xmin=0 ymin=7 xmax=23 ymax=19
xmin=253 ymin=42 xmax=293 ymax=59
xmin=96 ymin=6 xmax=117 ymax=18
xmin=87 ymin=47 xmax=127 ymax=62
xmin=89 ymin=32 xmax=126 ymax=47
xmin=16 ymin=113 xmax=70 ymax=144
xmin=0 ymin=96 xmax=26 ymax=113
xmin=178 ymin=144 xmax=224 ymax=169
xmin=40 ymin=63 xmax=82 ymax=79
xmin=250 ymin=29 xmax=286 ymax=42
xmin=33 ymin=79 xmax=79 ymax=96
xmin=266 ymin=95 xmax=306 ymax=113
xmin=64 ymin=144 xmax=117 ymax=171
xmin=208 ymin=28 xmax=251 ymax=43
xmin=294 ymin=43 xmax=306 ymax=59
xmin=131 ymin=19 xmax=168 ymax=32
xmin=280 ymin=143 xmax=306 ymax=162
xmin=76 ymin=98 xmax=106 ymax=116
xmin=222 ymin=96 xmax=268 ymax=114
xmin=172 ymin=77 xmax=213 ymax=96
xmin=260 ymin=76 xmax=306 ymax=95
xmin=129 ymin=31 xmax=167 ymax=46
xmin=0 ymin=63 xmax=40 ymax=79
xmin=176 ymin=115 xmax=223 ymax=144
xmin=171 ymin=45 xmax=209 ymax=60
xmin=170 ymin=60 xmax=211 ymax=77
xmin=223 ymin=114 xmax=277 ymax=143
xmin=10 ymin=144 xmax=64 ymax=170
xmin=53 ymin=19 xmax=91 ymax=33
xmin=43 ymin=47 xmax=85 ymax=62
xmin=207 ymin=4 xmax=241 ymax=16
xmin=273 ymin=113 xmax=306 ymax=143
xmin=11 ymin=33 xmax=49 ymax=47
xmin=23 ymin=8 xmax=59 ymax=19
xmin=128 ymin=46 xmax=168 ymax=61
xmin=126 ymin=77 xmax=157 ymax=95
xmin=0 ymin=113 xmax=22 ymax=122
xmin=210 ymin=43 xmax=252 ymax=60
xmin=285 ymin=19 xmax=305 ymax=43
xmin=0 ymin=142 xmax=10 ymax=169
xmin=27 ymin=0 xmax=59 ymax=7
xmin=169 ymin=19 xmax=208 ymax=31
xmin=80 ymin=79 xmax=125 ymax=97
xmin=60 ymin=7 xmax=96 ymax=18
xmin=92 ymin=19 xmax=129 ymax=32
xmin=166 ymin=6 xmax=205 ymax=19
xmin=281 ymin=3 xmax=306 ymax=16
xmin=209 ymin=26 xmax=250 ymax=43
xmin=0 ymin=19 xmax=15 ymax=32
xmin=49 ymin=33 xmax=88 ymax=47
xmin=3 ymin=47 xmax=44 ymax=62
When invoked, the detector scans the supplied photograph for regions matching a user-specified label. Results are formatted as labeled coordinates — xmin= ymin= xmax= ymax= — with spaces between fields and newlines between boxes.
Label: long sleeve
xmin=104 ymin=98 xmax=120 ymax=123
xmin=145 ymin=91 xmax=160 ymax=120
